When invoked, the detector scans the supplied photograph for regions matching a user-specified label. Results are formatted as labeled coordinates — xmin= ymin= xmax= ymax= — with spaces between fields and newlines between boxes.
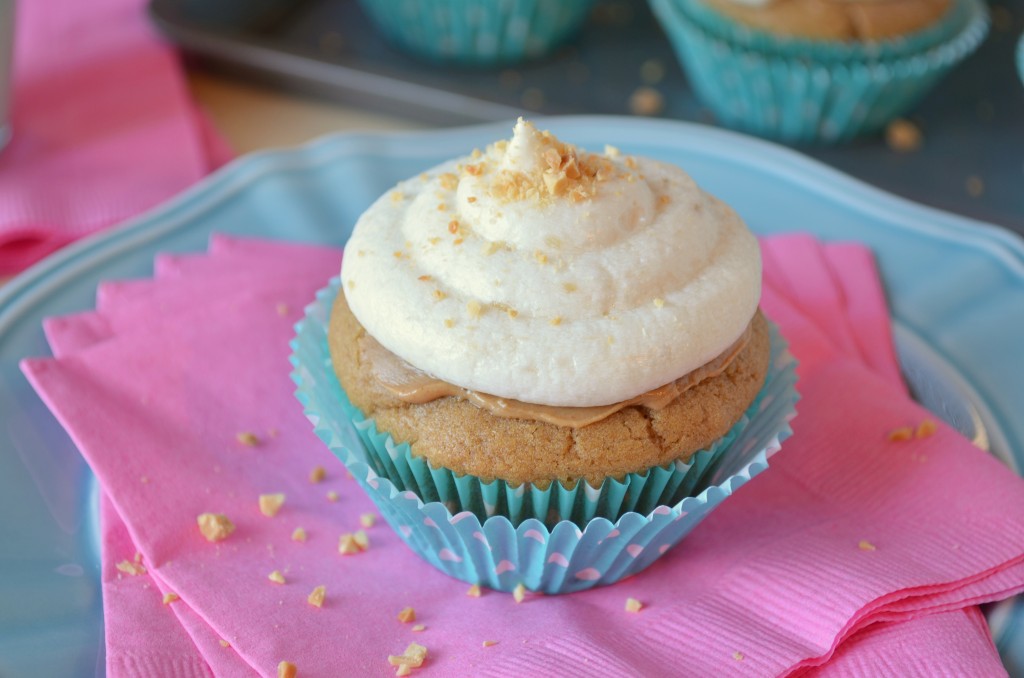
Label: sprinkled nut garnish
xmin=417 ymin=275 xmax=432 ymax=282
xmin=505 ymin=307 xmax=519 ymax=319
xmin=886 ymin=119 xmax=922 ymax=153
xmin=396 ymin=666 xmax=411 ymax=677
xmin=471 ymin=148 xmax=482 ymax=159
xmin=390 ymin=191 xmax=404 ymax=203
xmin=432 ymin=289 xmax=447 ymax=301
xmin=563 ymin=282 xmax=577 ymax=293
xmin=448 ymin=219 xmax=459 ymax=234
xmin=397 ymin=607 xmax=416 ymax=623
xmin=549 ymin=316 xmax=562 ymax=326
xmin=393 ymin=251 xmax=404 ymax=259
xmin=307 ymin=585 xmax=326 ymax=608
xmin=483 ymin=241 xmax=501 ymax=256
xmin=512 ymin=583 xmax=526 ymax=604
xmin=268 ymin=570 xmax=286 ymax=585
xmin=259 ymin=493 xmax=286 ymax=518
xmin=436 ymin=203 xmax=447 ymax=212
xmin=346 ymin=280 xmax=356 ymax=290
xmin=439 ymin=173 xmax=458 ymax=190
xmin=388 ymin=642 xmax=428 ymax=674
xmin=326 ymin=490 xmax=339 ymax=502
xmin=116 ymin=560 xmax=146 ymax=576
xmin=453 ymin=238 xmax=463 ymax=246
xmin=658 ymin=195 xmax=671 ymax=206
xmin=360 ymin=513 xmax=377 ymax=528
xmin=887 ymin=427 xmax=913 ymax=442
xmin=163 ymin=592 xmax=180 ymax=605
xmin=733 ymin=651 xmax=745 ymax=662
xmin=310 ymin=466 xmax=326 ymax=483
xmin=278 ymin=661 xmax=298 ymax=678
xmin=482 ymin=640 xmax=498 ymax=648
xmin=339 ymin=531 xmax=369 ymax=555
xmin=412 ymin=624 xmax=426 ymax=632
xmin=859 ymin=540 xmax=877 ymax=551
xmin=428 ymin=237 xmax=441 ymax=246
xmin=916 ymin=419 xmax=938 ymax=439
xmin=443 ymin=318 xmax=455 ymax=329
xmin=466 ymin=584 xmax=482 ymax=598
xmin=465 ymin=163 xmax=483 ymax=176
xmin=604 ymin=144 xmax=621 ymax=158
xmin=653 ymin=298 xmax=665 ymax=308
xmin=466 ymin=300 xmax=483 ymax=319
xmin=966 ymin=175 xmax=985 ymax=198
xmin=624 ymin=156 xmax=637 ymax=170
xmin=276 ymin=303 xmax=290 ymax=317
xmin=292 ymin=527 xmax=307 ymax=542
xmin=467 ymin=196 xmax=477 ymax=203
xmin=534 ymin=250 xmax=548 ymax=265
xmin=197 ymin=513 xmax=235 ymax=542
xmin=625 ymin=598 xmax=643 ymax=613
xmin=219 ymin=639 xmax=231 ymax=648
xmin=236 ymin=432 xmax=259 ymax=447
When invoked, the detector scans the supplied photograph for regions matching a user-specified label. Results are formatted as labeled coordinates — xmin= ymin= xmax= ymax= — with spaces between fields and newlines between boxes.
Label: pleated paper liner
xmin=649 ymin=0 xmax=989 ymax=142
xmin=291 ymin=278 xmax=799 ymax=593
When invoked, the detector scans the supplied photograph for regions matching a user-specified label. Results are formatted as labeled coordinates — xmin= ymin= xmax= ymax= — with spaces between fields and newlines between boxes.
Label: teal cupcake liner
xmin=1018 ymin=32 xmax=1024 ymax=87
xmin=649 ymin=0 xmax=990 ymax=142
xmin=290 ymin=279 xmax=798 ymax=593
xmin=356 ymin=0 xmax=596 ymax=66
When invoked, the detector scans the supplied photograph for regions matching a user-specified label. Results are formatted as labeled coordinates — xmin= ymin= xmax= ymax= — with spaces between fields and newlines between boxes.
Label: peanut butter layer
xmin=328 ymin=292 xmax=771 ymax=487
xmin=701 ymin=0 xmax=952 ymax=41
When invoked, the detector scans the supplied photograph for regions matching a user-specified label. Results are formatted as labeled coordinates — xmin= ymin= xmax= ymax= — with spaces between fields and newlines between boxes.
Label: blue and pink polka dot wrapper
xmin=291 ymin=278 xmax=798 ymax=593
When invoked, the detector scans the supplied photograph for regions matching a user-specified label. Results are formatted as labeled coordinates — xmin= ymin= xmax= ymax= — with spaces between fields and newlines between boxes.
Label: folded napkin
xmin=24 ymin=234 xmax=1022 ymax=676
xmin=0 ymin=0 xmax=232 ymax=275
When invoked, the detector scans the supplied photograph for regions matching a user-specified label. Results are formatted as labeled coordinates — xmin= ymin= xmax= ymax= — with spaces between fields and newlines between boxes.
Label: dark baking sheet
xmin=149 ymin=0 xmax=1024 ymax=234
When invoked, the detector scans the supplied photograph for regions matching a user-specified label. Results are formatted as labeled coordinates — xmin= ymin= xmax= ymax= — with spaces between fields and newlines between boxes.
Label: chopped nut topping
xmin=471 ymin=148 xmax=482 ymax=159
xmin=453 ymin=238 xmax=463 ymax=246
xmin=395 ymin=666 xmax=411 ymax=677
xmin=443 ymin=318 xmax=455 ymax=329
xmin=887 ymin=427 xmax=913 ymax=442
xmin=513 ymin=583 xmax=526 ymax=604
xmin=916 ymin=419 xmax=937 ymax=439
xmin=307 ymin=585 xmax=326 ymax=608
xmin=354 ymin=530 xmax=370 ymax=549
xmin=466 ymin=300 xmax=483 ymax=319
xmin=550 ymin=316 xmax=562 ymax=326
xmin=268 ymin=570 xmax=286 ymax=584
xmin=428 ymin=237 xmax=441 ymax=246
xmin=360 ymin=513 xmax=377 ymax=528
xmin=259 ymin=493 xmax=286 ymax=518
xmin=236 ymin=432 xmax=259 ymax=447
xmin=219 ymin=639 xmax=231 ymax=648
xmin=733 ymin=651 xmax=745 ymax=662
xmin=534 ymin=250 xmax=548 ymax=265
xmin=309 ymin=466 xmax=326 ymax=483
xmin=432 ymin=289 xmax=447 ymax=301
xmin=436 ymin=203 xmax=447 ymax=212
xmin=482 ymin=640 xmax=498 ymax=647
xmin=197 ymin=513 xmax=235 ymax=542
xmin=393 ymin=251 xmax=404 ymax=259
xmin=339 ymin=531 xmax=369 ymax=555
xmin=438 ymin=173 xmax=458 ymax=190
xmin=412 ymin=624 xmax=426 ymax=632
xmin=467 ymin=196 xmax=477 ymax=203
xmin=448 ymin=219 xmax=459 ymax=234
xmin=346 ymin=280 xmax=356 ymax=290
xmin=625 ymin=597 xmax=643 ymax=613
xmin=483 ymin=241 xmax=501 ymax=256
xmin=417 ymin=275 xmax=432 ymax=282
xmin=278 ymin=661 xmax=297 ymax=678
xmin=163 ymin=592 xmax=180 ymax=605
xmin=397 ymin=607 xmax=416 ymax=623
xmin=326 ymin=490 xmax=339 ymax=502
xmin=115 ymin=559 xmax=145 ymax=576
xmin=292 ymin=527 xmax=307 ymax=542
xmin=859 ymin=540 xmax=877 ymax=551
xmin=562 ymin=282 xmax=577 ymax=293
xmin=653 ymin=298 xmax=665 ymax=308
xmin=604 ymin=144 xmax=621 ymax=158
xmin=464 ymin=163 xmax=484 ymax=176
xmin=466 ymin=584 xmax=482 ymax=598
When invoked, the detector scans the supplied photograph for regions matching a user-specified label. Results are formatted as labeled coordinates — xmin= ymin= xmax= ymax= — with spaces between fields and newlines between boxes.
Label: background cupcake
xmin=649 ymin=0 xmax=990 ymax=142
xmin=292 ymin=120 xmax=798 ymax=592
xmin=356 ymin=0 xmax=597 ymax=65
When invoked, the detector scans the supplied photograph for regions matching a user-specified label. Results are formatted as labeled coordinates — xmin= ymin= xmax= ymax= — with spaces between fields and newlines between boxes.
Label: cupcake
xmin=292 ymin=119 xmax=798 ymax=592
xmin=356 ymin=0 xmax=596 ymax=66
xmin=649 ymin=0 xmax=989 ymax=142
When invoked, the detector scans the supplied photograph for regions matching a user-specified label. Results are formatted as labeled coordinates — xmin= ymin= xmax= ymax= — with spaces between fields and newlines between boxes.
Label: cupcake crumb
xmin=513 ymin=583 xmax=526 ymax=604
xmin=397 ymin=607 xmax=416 ymax=623
xmin=163 ymin=592 xmax=179 ymax=605
xmin=309 ymin=466 xmax=326 ymax=483
xmin=259 ymin=493 xmax=286 ymax=517
xmin=629 ymin=86 xmax=664 ymax=117
xmin=916 ymin=419 xmax=937 ymax=439
xmin=197 ymin=513 xmax=235 ymax=542
xmin=466 ymin=584 xmax=482 ymax=598
xmin=268 ymin=570 xmax=286 ymax=585
xmin=236 ymin=432 xmax=259 ymax=447
xmin=277 ymin=660 xmax=297 ymax=678
xmin=307 ymin=585 xmax=326 ymax=608
xmin=625 ymin=597 xmax=643 ymax=613
xmin=885 ymin=119 xmax=922 ymax=153
xmin=859 ymin=540 xmax=877 ymax=552
xmin=292 ymin=527 xmax=307 ymax=542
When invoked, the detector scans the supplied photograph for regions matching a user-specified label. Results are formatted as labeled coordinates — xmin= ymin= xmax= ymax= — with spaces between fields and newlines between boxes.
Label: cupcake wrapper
xmin=357 ymin=0 xmax=596 ymax=65
xmin=1018 ymin=32 xmax=1024 ymax=87
xmin=291 ymin=279 xmax=799 ymax=593
xmin=649 ymin=0 xmax=990 ymax=142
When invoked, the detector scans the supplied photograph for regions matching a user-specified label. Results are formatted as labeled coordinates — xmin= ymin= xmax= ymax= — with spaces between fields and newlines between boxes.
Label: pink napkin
xmin=0 ymin=0 xmax=232 ymax=275
xmin=24 ymin=234 xmax=1023 ymax=676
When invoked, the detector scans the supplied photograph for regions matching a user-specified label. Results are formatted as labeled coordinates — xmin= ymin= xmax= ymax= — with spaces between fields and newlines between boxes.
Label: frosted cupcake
xmin=292 ymin=119 xmax=798 ymax=591
xmin=649 ymin=0 xmax=989 ymax=142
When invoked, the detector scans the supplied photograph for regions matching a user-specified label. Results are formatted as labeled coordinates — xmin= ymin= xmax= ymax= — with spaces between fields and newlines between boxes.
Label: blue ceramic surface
xmin=1 ymin=117 xmax=1023 ymax=674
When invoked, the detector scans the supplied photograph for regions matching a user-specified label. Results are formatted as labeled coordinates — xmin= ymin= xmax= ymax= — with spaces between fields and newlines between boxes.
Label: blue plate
xmin=1 ymin=117 xmax=1022 ymax=675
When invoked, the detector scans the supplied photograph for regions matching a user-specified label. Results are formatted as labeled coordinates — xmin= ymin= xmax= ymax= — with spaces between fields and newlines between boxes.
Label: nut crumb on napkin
xmin=887 ymin=427 xmax=914 ymax=442
xmin=116 ymin=560 xmax=146 ymax=576
xmin=859 ymin=540 xmax=877 ymax=552
xmin=162 ymin=592 xmax=179 ymax=605
xmin=218 ymin=639 xmax=230 ymax=648
xmin=625 ymin=598 xmax=643 ymax=613
xmin=512 ymin=583 xmax=526 ymax=604
xmin=268 ymin=570 xmax=286 ymax=585
xmin=307 ymin=585 xmax=326 ymax=608
xmin=291 ymin=527 xmax=307 ymax=542
xmin=388 ymin=642 xmax=428 ymax=674
xmin=397 ymin=607 xmax=416 ymax=623
xmin=916 ymin=419 xmax=937 ymax=439
xmin=733 ymin=651 xmax=745 ymax=661
xmin=259 ymin=493 xmax=285 ymax=517
xmin=412 ymin=624 xmax=426 ymax=632
xmin=309 ymin=466 xmax=326 ymax=483
xmin=277 ymin=660 xmax=297 ymax=678
xmin=466 ymin=584 xmax=482 ymax=598
xmin=197 ymin=513 xmax=235 ymax=542
xmin=482 ymin=640 xmax=498 ymax=647
xmin=360 ymin=513 xmax=377 ymax=528
xmin=326 ymin=490 xmax=338 ymax=502
xmin=236 ymin=432 xmax=259 ymax=447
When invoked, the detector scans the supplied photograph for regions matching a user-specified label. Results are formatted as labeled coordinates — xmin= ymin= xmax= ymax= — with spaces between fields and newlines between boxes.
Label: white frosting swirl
xmin=340 ymin=119 xmax=761 ymax=407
